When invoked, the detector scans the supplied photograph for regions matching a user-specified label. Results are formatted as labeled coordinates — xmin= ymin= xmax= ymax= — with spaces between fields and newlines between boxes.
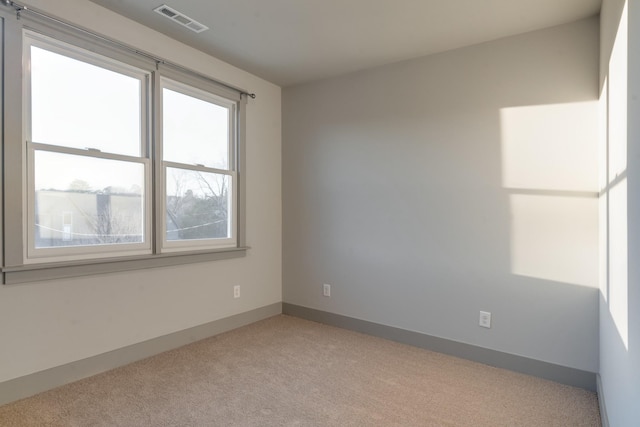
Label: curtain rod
xmin=1 ymin=0 xmax=257 ymax=100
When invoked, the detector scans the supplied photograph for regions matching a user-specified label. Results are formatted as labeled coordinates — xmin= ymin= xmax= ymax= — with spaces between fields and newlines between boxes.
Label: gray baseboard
xmin=596 ymin=374 xmax=610 ymax=427
xmin=0 ymin=302 xmax=282 ymax=406
xmin=283 ymin=303 xmax=596 ymax=391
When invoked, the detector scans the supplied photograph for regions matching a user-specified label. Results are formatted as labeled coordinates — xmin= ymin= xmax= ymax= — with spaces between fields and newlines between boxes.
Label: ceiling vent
xmin=153 ymin=5 xmax=209 ymax=33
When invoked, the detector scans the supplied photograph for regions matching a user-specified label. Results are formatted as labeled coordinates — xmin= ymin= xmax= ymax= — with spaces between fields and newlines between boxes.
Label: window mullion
xmin=151 ymin=70 xmax=163 ymax=256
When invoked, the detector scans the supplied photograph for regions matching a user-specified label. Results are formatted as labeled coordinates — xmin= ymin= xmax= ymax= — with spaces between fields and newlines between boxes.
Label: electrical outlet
xmin=234 ymin=285 xmax=241 ymax=299
xmin=323 ymin=284 xmax=331 ymax=297
xmin=479 ymin=311 xmax=491 ymax=328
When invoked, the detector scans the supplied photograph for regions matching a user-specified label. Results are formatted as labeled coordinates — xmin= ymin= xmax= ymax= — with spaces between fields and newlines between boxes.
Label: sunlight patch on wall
xmin=600 ymin=0 xmax=629 ymax=349
xmin=500 ymin=101 xmax=598 ymax=288
xmin=501 ymin=102 xmax=598 ymax=192
xmin=608 ymin=3 xmax=628 ymax=180
xmin=599 ymin=191 xmax=609 ymax=302
xmin=509 ymin=194 xmax=598 ymax=288
xmin=608 ymin=179 xmax=628 ymax=349
xmin=598 ymin=77 xmax=608 ymax=303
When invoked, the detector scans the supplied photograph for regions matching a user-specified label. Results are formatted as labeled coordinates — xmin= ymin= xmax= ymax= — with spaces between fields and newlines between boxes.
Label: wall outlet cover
xmin=479 ymin=311 xmax=491 ymax=328
xmin=323 ymin=284 xmax=331 ymax=297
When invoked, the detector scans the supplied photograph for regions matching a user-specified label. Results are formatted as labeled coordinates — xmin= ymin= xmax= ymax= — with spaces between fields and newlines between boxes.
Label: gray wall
xmin=283 ymin=18 xmax=600 ymax=372
xmin=599 ymin=0 xmax=640 ymax=425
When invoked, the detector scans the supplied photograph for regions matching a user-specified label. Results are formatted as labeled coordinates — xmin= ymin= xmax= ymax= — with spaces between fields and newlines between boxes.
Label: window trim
xmin=1 ymin=11 xmax=249 ymax=284
xmin=2 ymin=247 xmax=248 ymax=285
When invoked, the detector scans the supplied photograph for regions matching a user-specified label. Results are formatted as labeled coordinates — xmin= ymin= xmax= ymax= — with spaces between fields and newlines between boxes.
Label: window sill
xmin=1 ymin=247 xmax=249 ymax=284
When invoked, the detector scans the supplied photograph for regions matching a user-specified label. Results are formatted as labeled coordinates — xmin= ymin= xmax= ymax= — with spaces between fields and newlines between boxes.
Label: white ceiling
xmin=88 ymin=0 xmax=601 ymax=87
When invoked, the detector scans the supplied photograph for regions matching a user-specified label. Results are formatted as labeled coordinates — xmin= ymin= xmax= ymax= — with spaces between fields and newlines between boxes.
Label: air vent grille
xmin=186 ymin=22 xmax=206 ymax=32
xmin=159 ymin=8 xmax=176 ymax=18
xmin=153 ymin=5 xmax=209 ymax=33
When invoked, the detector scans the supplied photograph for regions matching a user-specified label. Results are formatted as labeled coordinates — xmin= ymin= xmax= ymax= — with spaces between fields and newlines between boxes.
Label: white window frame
xmin=23 ymin=31 xmax=153 ymax=263
xmin=0 ymin=10 xmax=248 ymax=284
xmin=159 ymin=77 xmax=238 ymax=252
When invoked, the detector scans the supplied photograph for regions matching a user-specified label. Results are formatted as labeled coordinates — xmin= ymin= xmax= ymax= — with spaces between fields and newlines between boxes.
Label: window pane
xmin=165 ymin=167 xmax=231 ymax=241
xmin=30 ymin=46 xmax=141 ymax=156
xmin=34 ymin=151 xmax=145 ymax=248
xmin=163 ymin=88 xmax=229 ymax=169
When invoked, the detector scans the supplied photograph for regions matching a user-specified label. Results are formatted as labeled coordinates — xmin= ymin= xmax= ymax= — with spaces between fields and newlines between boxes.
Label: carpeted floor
xmin=0 ymin=315 xmax=600 ymax=426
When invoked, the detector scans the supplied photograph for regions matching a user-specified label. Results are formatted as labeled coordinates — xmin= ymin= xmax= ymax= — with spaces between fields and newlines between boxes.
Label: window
xmin=25 ymin=33 xmax=151 ymax=261
xmin=1 ymin=14 xmax=248 ymax=283
xmin=160 ymin=79 xmax=237 ymax=251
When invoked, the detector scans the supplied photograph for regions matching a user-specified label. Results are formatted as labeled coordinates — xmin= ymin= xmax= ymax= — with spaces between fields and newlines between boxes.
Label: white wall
xmin=0 ymin=0 xmax=282 ymax=382
xmin=283 ymin=18 xmax=600 ymax=372
xmin=599 ymin=0 xmax=640 ymax=424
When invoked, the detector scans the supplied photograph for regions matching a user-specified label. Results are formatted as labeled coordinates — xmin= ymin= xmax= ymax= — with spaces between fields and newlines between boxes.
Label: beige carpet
xmin=0 ymin=315 xmax=600 ymax=426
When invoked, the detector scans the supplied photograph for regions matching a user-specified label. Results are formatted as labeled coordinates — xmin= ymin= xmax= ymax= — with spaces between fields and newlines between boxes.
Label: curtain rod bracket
xmin=2 ymin=0 xmax=23 ymax=19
